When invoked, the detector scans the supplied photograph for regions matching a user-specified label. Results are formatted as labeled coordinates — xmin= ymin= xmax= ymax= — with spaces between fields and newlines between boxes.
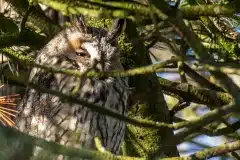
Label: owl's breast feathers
xmin=16 ymin=58 xmax=129 ymax=154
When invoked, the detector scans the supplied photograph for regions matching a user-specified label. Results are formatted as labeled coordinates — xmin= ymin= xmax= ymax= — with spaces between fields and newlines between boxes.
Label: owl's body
xmin=15 ymin=18 xmax=129 ymax=158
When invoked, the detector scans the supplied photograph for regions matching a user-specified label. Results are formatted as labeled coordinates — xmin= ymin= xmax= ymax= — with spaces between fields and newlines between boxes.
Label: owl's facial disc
xmin=68 ymin=37 xmax=101 ymax=58
xmin=65 ymin=38 xmax=102 ymax=71
xmin=66 ymin=34 xmax=116 ymax=71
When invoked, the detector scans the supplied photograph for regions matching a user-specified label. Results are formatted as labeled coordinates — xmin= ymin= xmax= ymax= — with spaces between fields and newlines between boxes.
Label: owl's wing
xmin=16 ymin=67 xmax=58 ymax=130
xmin=16 ymin=59 xmax=129 ymax=158
xmin=8 ymin=66 xmax=60 ymax=159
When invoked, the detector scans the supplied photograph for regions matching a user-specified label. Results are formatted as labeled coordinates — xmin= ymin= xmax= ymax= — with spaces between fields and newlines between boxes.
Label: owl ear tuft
xmin=72 ymin=15 xmax=88 ymax=34
xmin=107 ymin=19 xmax=126 ymax=42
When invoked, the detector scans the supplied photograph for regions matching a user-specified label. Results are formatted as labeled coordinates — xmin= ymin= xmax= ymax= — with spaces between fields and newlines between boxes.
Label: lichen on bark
xmin=125 ymin=103 xmax=166 ymax=158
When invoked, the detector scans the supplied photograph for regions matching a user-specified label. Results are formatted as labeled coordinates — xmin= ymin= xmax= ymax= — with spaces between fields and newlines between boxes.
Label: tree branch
xmin=5 ymin=0 xmax=61 ymax=36
xmin=190 ymin=140 xmax=240 ymax=160
xmin=180 ymin=4 xmax=237 ymax=20
xmin=2 ymin=123 xmax=240 ymax=160
xmin=158 ymin=77 xmax=232 ymax=106
xmin=0 ymin=124 xmax=138 ymax=160
xmin=1 ymin=47 xmax=177 ymax=78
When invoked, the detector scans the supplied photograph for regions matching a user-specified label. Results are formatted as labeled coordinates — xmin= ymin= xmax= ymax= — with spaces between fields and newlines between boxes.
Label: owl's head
xmin=42 ymin=17 xmax=126 ymax=72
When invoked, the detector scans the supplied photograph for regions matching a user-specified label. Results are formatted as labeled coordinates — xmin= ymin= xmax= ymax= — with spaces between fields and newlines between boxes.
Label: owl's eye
xmin=75 ymin=49 xmax=90 ymax=57
xmin=76 ymin=51 xmax=87 ymax=56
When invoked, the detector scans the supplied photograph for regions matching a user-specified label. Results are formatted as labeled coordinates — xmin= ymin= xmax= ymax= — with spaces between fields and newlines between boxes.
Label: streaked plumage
xmin=15 ymin=18 xmax=129 ymax=159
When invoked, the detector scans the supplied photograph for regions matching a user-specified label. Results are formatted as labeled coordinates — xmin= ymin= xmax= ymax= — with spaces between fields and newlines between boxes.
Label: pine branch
xmin=1 ymin=123 xmax=240 ymax=160
xmin=165 ymin=5 xmax=240 ymax=99
xmin=5 ymin=0 xmax=240 ymax=98
xmin=0 ymin=124 xmax=138 ymax=160
xmin=1 ymin=48 xmax=177 ymax=78
xmin=2 ymin=48 xmax=234 ymax=107
xmin=4 ymin=72 xmax=237 ymax=132
xmin=1 ymin=49 xmax=236 ymax=132
xmin=6 ymin=76 xmax=177 ymax=130
xmin=31 ymin=0 xmax=240 ymax=23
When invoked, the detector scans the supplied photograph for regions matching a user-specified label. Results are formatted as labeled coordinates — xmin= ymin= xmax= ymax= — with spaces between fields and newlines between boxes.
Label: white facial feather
xmin=81 ymin=41 xmax=100 ymax=61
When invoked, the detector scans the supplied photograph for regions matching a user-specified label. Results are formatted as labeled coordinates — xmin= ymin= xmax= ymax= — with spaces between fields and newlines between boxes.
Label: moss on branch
xmin=1 ymin=47 xmax=177 ymax=79
xmin=158 ymin=77 xmax=232 ymax=106
xmin=0 ymin=124 xmax=139 ymax=160
xmin=3 ymin=45 xmax=234 ymax=108
xmin=0 ymin=39 xmax=235 ymax=134
xmin=32 ymin=0 xmax=240 ymax=24
xmin=35 ymin=0 xmax=142 ymax=19
xmin=3 ymin=64 xmax=237 ymax=134
xmin=192 ymin=140 xmax=240 ymax=159
xmin=180 ymin=4 xmax=236 ymax=20
xmin=6 ymin=76 xmax=178 ymax=130
xmin=2 ymin=122 xmax=240 ymax=160
xmin=2 ymin=48 xmax=35 ymax=62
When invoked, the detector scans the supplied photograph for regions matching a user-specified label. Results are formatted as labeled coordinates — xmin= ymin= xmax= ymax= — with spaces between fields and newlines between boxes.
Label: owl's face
xmin=43 ymin=18 xmax=125 ymax=72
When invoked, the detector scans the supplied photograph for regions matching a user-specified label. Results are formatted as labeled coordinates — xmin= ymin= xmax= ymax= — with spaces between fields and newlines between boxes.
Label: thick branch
xmin=4 ymin=71 xmax=238 ymax=133
xmin=2 ymin=123 xmax=240 ymax=160
xmin=180 ymin=4 xmax=237 ymax=20
xmin=32 ymin=0 xmax=240 ymax=24
xmin=0 ymin=124 xmax=137 ymax=160
xmin=3 ymin=48 xmax=234 ymax=107
xmin=190 ymin=140 xmax=240 ymax=160
xmin=1 ymin=49 xmax=237 ymax=131
xmin=158 ymin=77 xmax=232 ymax=106
xmin=1 ymin=47 xmax=176 ymax=79
xmin=6 ymin=76 xmax=177 ymax=130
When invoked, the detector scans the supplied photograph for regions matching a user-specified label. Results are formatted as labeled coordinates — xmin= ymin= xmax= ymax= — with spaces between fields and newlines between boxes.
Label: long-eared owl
xmin=15 ymin=17 xmax=129 ymax=158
